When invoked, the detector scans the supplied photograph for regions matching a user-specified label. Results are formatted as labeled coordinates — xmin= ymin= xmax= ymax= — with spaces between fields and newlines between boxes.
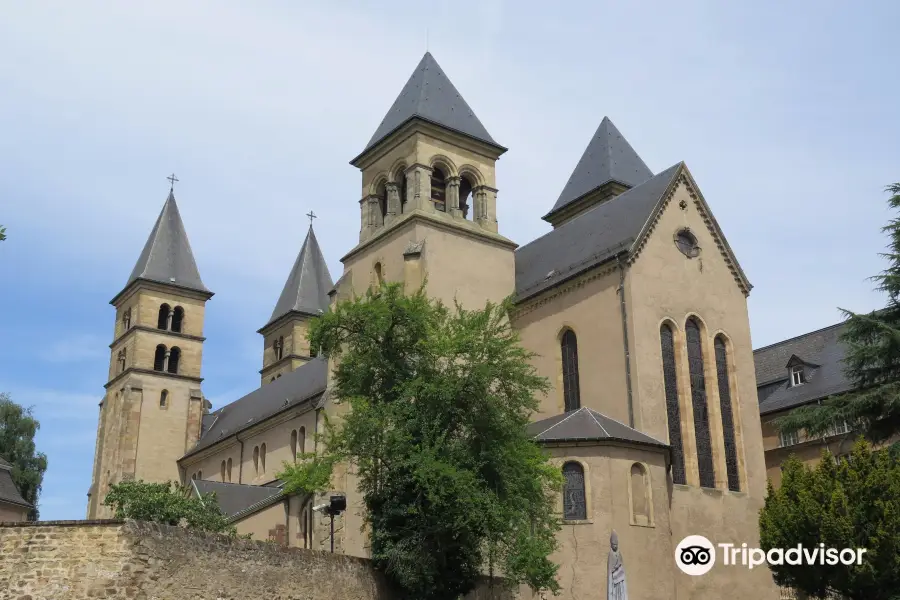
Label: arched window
xmin=376 ymin=181 xmax=388 ymax=223
xmin=290 ymin=430 xmax=298 ymax=462
xmin=715 ymin=336 xmax=740 ymax=492
xmin=560 ymin=329 xmax=580 ymax=412
xmin=562 ymin=462 xmax=586 ymax=520
xmin=159 ymin=390 xmax=168 ymax=408
xmin=197 ymin=470 xmax=202 ymax=480
xmin=167 ymin=347 xmax=181 ymax=374
xmin=227 ymin=458 xmax=233 ymax=482
xmin=686 ymin=318 xmax=715 ymax=488
xmin=171 ymin=306 xmax=184 ymax=333
xmin=276 ymin=336 xmax=284 ymax=360
xmin=220 ymin=460 xmax=226 ymax=481
xmin=431 ymin=166 xmax=447 ymax=211
xmin=122 ymin=308 xmax=132 ymax=331
xmin=191 ymin=472 xmax=196 ymax=481
xmin=260 ymin=443 xmax=267 ymax=474
xmin=153 ymin=344 xmax=167 ymax=372
xmin=374 ymin=262 xmax=384 ymax=285
xmin=298 ymin=427 xmax=306 ymax=456
xmin=660 ymin=324 xmax=686 ymax=484
xmin=253 ymin=446 xmax=260 ymax=475
xmin=117 ymin=348 xmax=127 ymax=374
xmin=395 ymin=169 xmax=408 ymax=214
xmin=630 ymin=463 xmax=650 ymax=525
xmin=459 ymin=175 xmax=474 ymax=219
xmin=157 ymin=304 xmax=170 ymax=330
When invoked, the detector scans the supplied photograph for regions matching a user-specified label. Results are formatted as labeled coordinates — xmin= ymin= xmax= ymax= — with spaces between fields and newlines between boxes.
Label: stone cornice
xmin=110 ymin=325 xmax=205 ymax=348
xmin=105 ymin=367 xmax=203 ymax=389
xmin=512 ymin=261 xmax=621 ymax=319
xmin=110 ymin=278 xmax=214 ymax=307
xmin=257 ymin=311 xmax=316 ymax=335
xmin=259 ymin=355 xmax=314 ymax=375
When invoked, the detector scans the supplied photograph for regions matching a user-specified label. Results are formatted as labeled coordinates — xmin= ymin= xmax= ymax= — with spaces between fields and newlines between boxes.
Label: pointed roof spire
xmin=544 ymin=117 xmax=653 ymax=219
xmin=263 ymin=224 xmax=333 ymax=329
xmin=116 ymin=189 xmax=210 ymax=301
xmin=352 ymin=52 xmax=504 ymax=163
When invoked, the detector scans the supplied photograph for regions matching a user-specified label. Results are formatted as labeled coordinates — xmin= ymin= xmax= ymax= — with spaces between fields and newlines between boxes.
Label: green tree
xmin=103 ymin=480 xmax=235 ymax=535
xmin=759 ymin=439 xmax=900 ymax=599
xmin=0 ymin=393 xmax=48 ymax=520
xmin=778 ymin=183 xmax=900 ymax=443
xmin=0 ymin=225 xmax=6 ymax=241
xmin=279 ymin=284 xmax=562 ymax=599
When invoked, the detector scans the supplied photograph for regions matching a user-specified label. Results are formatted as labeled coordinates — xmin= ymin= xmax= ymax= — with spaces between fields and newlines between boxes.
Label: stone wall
xmin=0 ymin=520 xmax=512 ymax=600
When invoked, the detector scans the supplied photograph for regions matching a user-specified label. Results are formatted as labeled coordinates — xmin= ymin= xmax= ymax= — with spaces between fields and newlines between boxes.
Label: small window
xmin=778 ymin=429 xmax=800 ymax=448
xmin=260 ymin=443 xmax=267 ymax=474
xmin=291 ymin=430 xmax=298 ymax=461
xmin=562 ymin=462 xmax=587 ymax=520
xmin=826 ymin=420 xmax=851 ymax=437
xmin=276 ymin=336 xmax=284 ymax=361
xmin=790 ymin=365 xmax=805 ymax=387
xmin=153 ymin=344 xmax=167 ymax=372
xmin=270 ymin=376 xmax=276 ymax=383
xmin=157 ymin=304 xmax=171 ymax=330
xmin=674 ymin=229 xmax=700 ymax=258
xmin=630 ymin=463 xmax=650 ymax=526
xmin=159 ymin=390 xmax=168 ymax=408
xmin=220 ymin=460 xmax=226 ymax=481
xmin=253 ymin=446 xmax=260 ymax=475
xmin=171 ymin=306 xmax=184 ymax=333
xmin=374 ymin=262 xmax=384 ymax=285
xmin=298 ymin=427 xmax=306 ymax=456
xmin=226 ymin=458 xmax=233 ymax=482
xmin=122 ymin=308 xmax=132 ymax=331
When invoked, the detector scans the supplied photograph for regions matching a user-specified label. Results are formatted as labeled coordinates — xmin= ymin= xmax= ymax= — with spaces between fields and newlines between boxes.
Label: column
xmin=447 ymin=176 xmax=461 ymax=218
xmin=408 ymin=164 xmax=433 ymax=212
xmin=474 ymin=186 xmax=499 ymax=233
xmin=385 ymin=182 xmax=400 ymax=225
xmin=166 ymin=309 xmax=174 ymax=330
xmin=163 ymin=350 xmax=171 ymax=372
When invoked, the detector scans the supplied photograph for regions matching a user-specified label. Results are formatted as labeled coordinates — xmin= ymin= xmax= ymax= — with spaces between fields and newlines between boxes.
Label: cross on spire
xmin=167 ymin=173 xmax=179 ymax=192
xmin=306 ymin=210 xmax=317 ymax=226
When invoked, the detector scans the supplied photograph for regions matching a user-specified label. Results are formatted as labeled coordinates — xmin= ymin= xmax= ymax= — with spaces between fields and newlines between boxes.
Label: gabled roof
xmin=515 ymin=163 xmax=682 ymax=301
xmin=0 ymin=457 xmax=31 ymax=509
xmin=263 ymin=225 xmax=333 ymax=330
xmin=527 ymin=407 xmax=667 ymax=449
xmin=544 ymin=117 xmax=652 ymax=221
xmin=119 ymin=190 xmax=210 ymax=299
xmin=755 ymin=322 xmax=853 ymax=415
xmin=353 ymin=52 xmax=503 ymax=162
xmin=182 ymin=357 xmax=328 ymax=459
xmin=192 ymin=480 xmax=282 ymax=519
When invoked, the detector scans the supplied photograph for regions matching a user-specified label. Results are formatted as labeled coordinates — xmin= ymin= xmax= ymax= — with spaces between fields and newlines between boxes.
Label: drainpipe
xmin=617 ymin=254 xmax=635 ymax=428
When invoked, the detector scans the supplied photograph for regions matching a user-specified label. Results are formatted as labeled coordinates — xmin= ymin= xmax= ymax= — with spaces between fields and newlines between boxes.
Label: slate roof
xmin=0 ymin=456 xmax=31 ymax=508
xmin=544 ymin=117 xmax=653 ymax=220
xmin=119 ymin=190 xmax=210 ymax=299
xmin=755 ymin=322 xmax=853 ymax=415
xmin=353 ymin=52 xmax=503 ymax=162
xmin=263 ymin=225 xmax=333 ymax=329
xmin=515 ymin=163 xmax=682 ymax=301
xmin=527 ymin=407 xmax=668 ymax=449
xmin=182 ymin=357 xmax=328 ymax=459
xmin=192 ymin=480 xmax=282 ymax=519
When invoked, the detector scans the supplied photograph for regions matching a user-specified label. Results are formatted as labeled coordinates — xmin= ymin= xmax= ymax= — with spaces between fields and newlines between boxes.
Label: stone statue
xmin=607 ymin=530 xmax=628 ymax=600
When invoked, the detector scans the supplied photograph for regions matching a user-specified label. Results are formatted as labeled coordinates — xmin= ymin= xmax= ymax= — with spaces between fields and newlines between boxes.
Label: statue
xmin=607 ymin=530 xmax=628 ymax=600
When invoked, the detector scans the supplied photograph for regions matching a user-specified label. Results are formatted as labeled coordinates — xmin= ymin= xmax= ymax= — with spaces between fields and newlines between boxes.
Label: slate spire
xmin=121 ymin=190 xmax=210 ymax=297
xmin=265 ymin=224 xmax=333 ymax=327
xmin=544 ymin=117 xmax=652 ymax=221
xmin=352 ymin=52 xmax=504 ymax=163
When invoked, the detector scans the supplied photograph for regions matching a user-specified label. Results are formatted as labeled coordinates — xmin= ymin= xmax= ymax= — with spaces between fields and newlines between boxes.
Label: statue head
xmin=610 ymin=530 xmax=619 ymax=551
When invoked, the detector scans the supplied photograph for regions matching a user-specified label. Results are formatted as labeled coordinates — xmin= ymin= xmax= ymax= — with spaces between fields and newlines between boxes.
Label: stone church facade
xmin=87 ymin=52 xmax=780 ymax=599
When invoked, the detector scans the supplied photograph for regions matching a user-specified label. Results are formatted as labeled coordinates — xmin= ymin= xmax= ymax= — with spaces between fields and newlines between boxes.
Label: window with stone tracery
xmin=660 ymin=324 xmax=686 ymax=484
xmin=686 ymin=318 xmax=715 ymax=488
xmin=562 ymin=461 xmax=586 ymax=520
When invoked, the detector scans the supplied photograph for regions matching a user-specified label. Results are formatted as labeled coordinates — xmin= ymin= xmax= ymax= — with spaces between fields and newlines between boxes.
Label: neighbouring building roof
xmin=182 ymin=357 xmax=328 ymax=459
xmin=0 ymin=456 xmax=31 ymax=508
xmin=527 ymin=407 xmax=668 ymax=449
xmin=353 ymin=52 xmax=503 ymax=162
xmin=121 ymin=190 xmax=210 ymax=297
xmin=755 ymin=322 xmax=853 ymax=415
xmin=192 ymin=480 xmax=282 ymax=519
xmin=544 ymin=117 xmax=653 ymax=221
xmin=515 ymin=163 xmax=682 ymax=301
xmin=263 ymin=225 xmax=333 ymax=330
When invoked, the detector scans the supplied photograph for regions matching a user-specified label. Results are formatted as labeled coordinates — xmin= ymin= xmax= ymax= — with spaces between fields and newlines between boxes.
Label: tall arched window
xmin=660 ymin=324 xmax=686 ymax=484
xmin=376 ymin=181 xmax=387 ymax=224
xmin=260 ymin=443 xmax=267 ymax=474
xmin=122 ymin=308 xmax=132 ymax=331
xmin=226 ymin=458 xmax=233 ymax=482
xmin=153 ymin=345 xmax=167 ymax=372
xmin=220 ymin=460 xmax=226 ymax=481
xmin=374 ymin=262 xmax=384 ymax=285
xmin=167 ymin=347 xmax=181 ymax=374
xmin=560 ymin=329 xmax=581 ymax=412
xmin=459 ymin=175 xmax=474 ymax=219
xmin=431 ymin=166 xmax=447 ymax=211
xmin=290 ymin=430 xmax=298 ymax=462
xmin=562 ymin=462 xmax=586 ymax=520
xmin=298 ymin=427 xmax=306 ymax=456
xmin=157 ymin=304 xmax=170 ymax=330
xmin=715 ymin=336 xmax=740 ymax=492
xmin=159 ymin=390 xmax=168 ymax=408
xmin=253 ymin=446 xmax=260 ymax=475
xmin=686 ymin=318 xmax=715 ymax=488
xmin=395 ymin=169 xmax=408 ymax=214
xmin=630 ymin=463 xmax=650 ymax=525
xmin=171 ymin=306 xmax=184 ymax=333
xmin=275 ymin=336 xmax=284 ymax=361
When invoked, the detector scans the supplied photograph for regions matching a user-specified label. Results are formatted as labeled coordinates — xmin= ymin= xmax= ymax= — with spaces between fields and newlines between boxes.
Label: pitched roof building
xmin=0 ymin=456 xmax=31 ymax=522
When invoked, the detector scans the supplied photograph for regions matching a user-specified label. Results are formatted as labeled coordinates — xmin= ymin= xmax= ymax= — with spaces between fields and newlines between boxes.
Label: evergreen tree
xmin=0 ymin=393 xmax=48 ymax=520
xmin=279 ymin=284 xmax=562 ymax=599
xmin=779 ymin=183 xmax=900 ymax=442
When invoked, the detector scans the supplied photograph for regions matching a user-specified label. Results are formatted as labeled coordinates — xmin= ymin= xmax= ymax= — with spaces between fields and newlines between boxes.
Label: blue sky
xmin=1 ymin=1 xmax=897 ymax=520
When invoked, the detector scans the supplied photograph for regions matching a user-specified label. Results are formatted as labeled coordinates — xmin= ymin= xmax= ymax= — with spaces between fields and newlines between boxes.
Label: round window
xmin=674 ymin=230 xmax=700 ymax=258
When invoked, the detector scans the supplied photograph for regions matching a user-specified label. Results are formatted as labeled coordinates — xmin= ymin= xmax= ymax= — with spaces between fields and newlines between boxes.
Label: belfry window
xmin=562 ymin=462 xmax=587 ymax=520
xmin=376 ymin=181 xmax=388 ymax=224
xmin=561 ymin=329 xmax=581 ymax=412
xmin=167 ymin=347 xmax=181 ymax=374
xmin=274 ymin=336 xmax=284 ymax=361
xmin=157 ymin=304 xmax=170 ymax=330
xmin=171 ymin=306 xmax=184 ymax=333
xmin=431 ymin=167 xmax=447 ymax=211
xmin=686 ymin=318 xmax=715 ymax=488
xmin=714 ymin=336 xmax=740 ymax=492
xmin=153 ymin=345 xmax=167 ymax=372
xmin=117 ymin=348 xmax=127 ymax=374
xmin=660 ymin=324 xmax=686 ymax=484
xmin=395 ymin=169 xmax=408 ymax=214
xmin=459 ymin=175 xmax=474 ymax=219
xmin=122 ymin=308 xmax=132 ymax=331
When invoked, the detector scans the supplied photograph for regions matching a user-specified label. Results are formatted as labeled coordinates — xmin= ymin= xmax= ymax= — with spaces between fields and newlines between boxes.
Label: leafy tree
xmin=759 ymin=439 xmax=900 ymax=599
xmin=0 ymin=393 xmax=48 ymax=520
xmin=0 ymin=225 xmax=5 ymax=241
xmin=778 ymin=183 xmax=900 ymax=443
xmin=279 ymin=283 xmax=562 ymax=599
xmin=103 ymin=480 xmax=235 ymax=535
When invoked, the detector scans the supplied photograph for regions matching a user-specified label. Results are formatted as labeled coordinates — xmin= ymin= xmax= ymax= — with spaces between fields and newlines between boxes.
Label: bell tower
xmin=87 ymin=183 xmax=212 ymax=518
xmin=338 ymin=52 xmax=517 ymax=307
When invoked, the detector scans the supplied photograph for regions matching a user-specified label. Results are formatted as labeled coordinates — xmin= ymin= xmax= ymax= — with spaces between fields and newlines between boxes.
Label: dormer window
xmin=790 ymin=365 xmax=805 ymax=387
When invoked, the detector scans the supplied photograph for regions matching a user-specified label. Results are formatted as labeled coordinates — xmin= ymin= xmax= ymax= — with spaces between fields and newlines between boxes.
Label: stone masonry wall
xmin=0 ymin=520 xmax=513 ymax=600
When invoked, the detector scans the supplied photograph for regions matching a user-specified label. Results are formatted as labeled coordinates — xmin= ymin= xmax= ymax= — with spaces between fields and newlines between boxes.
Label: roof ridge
xmin=753 ymin=321 xmax=846 ymax=354
xmin=534 ymin=408 xmax=583 ymax=439
xmin=585 ymin=407 xmax=611 ymax=437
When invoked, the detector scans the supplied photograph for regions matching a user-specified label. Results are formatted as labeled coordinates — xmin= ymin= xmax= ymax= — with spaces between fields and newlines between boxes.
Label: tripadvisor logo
xmin=675 ymin=535 xmax=867 ymax=575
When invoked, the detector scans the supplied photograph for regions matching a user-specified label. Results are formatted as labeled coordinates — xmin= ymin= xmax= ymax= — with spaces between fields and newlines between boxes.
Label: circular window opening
xmin=674 ymin=230 xmax=700 ymax=258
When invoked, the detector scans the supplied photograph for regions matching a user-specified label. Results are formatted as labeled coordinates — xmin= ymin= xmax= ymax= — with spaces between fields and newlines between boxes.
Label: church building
xmin=87 ymin=52 xmax=780 ymax=599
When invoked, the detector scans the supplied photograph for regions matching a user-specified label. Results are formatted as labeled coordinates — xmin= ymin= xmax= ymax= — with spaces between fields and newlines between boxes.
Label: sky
xmin=0 ymin=1 xmax=897 ymax=520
